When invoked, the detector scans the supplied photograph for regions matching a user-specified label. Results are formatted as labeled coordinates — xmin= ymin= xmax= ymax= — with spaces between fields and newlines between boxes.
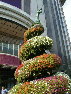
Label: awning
xmin=0 ymin=53 xmax=21 ymax=68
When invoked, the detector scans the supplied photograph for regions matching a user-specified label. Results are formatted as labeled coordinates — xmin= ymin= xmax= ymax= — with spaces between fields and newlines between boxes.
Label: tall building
xmin=30 ymin=0 xmax=71 ymax=76
xmin=0 ymin=0 xmax=71 ymax=89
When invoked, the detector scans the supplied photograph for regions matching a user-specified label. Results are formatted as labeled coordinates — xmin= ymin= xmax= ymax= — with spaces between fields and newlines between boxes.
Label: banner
xmin=0 ymin=0 xmax=21 ymax=9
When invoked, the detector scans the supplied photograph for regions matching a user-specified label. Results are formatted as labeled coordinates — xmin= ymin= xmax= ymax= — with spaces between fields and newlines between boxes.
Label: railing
xmin=0 ymin=43 xmax=20 ymax=57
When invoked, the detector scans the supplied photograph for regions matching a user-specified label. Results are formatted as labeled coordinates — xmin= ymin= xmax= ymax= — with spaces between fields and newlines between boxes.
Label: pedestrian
xmin=1 ymin=86 xmax=8 ymax=94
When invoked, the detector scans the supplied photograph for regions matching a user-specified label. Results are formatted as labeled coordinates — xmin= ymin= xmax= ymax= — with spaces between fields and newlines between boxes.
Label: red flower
xmin=15 ymin=64 xmax=24 ymax=77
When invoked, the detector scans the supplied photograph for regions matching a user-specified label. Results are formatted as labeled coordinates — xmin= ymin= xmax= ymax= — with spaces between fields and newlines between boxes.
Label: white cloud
xmin=63 ymin=0 xmax=71 ymax=41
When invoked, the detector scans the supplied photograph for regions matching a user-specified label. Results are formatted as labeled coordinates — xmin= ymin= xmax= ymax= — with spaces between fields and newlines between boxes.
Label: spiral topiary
xmin=8 ymin=11 xmax=71 ymax=93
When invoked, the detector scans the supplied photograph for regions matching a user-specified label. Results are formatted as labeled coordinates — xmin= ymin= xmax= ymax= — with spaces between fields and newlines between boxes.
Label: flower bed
xmin=15 ymin=54 xmax=61 ymax=82
xmin=19 ymin=36 xmax=53 ymax=61
xmin=24 ymin=24 xmax=44 ymax=42
xmin=8 ymin=76 xmax=71 ymax=94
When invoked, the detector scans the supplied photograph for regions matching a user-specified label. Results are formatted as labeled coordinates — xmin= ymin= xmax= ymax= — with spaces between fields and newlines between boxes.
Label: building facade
xmin=0 ymin=0 xmax=34 ymax=90
xmin=30 ymin=0 xmax=71 ymax=76
xmin=0 ymin=0 xmax=71 ymax=90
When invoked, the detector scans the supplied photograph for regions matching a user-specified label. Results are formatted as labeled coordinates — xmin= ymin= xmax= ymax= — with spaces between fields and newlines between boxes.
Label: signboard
xmin=0 ymin=0 xmax=21 ymax=9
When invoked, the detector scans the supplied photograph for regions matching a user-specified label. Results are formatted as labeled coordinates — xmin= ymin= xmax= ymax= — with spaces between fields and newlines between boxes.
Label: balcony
xmin=0 ymin=42 xmax=21 ymax=68
xmin=0 ymin=1 xmax=35 ymax=68
xmin=0 ymin=1 xmax=34 ymax=44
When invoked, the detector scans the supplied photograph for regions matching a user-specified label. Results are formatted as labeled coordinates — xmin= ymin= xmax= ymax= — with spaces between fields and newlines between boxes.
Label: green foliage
xmin=15 ymin=54 xmax=61 ymax=82
xmin=19 ymin=36 xmax=53 ymax=61
xmin=24 ymin=24 xmax=44 ymax=42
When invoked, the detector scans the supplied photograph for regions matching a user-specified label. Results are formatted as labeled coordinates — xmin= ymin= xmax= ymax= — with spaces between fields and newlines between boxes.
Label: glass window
xmin=0 ymin=42 xmax=19 ymax=56
xmin=24 ymin=0 xmax=30 ymax=14
xmin=0 ymin=0 xmax=21 ymax=9
xmin=14 ymin=45 xmax=18 ymax=56
xmin=3 ymin=43 xmax=8 ymax=53
xmin=0 ymin=43 xmax=2 ymax=52
xmin=8 ymin=44 xmax=13 ymax=55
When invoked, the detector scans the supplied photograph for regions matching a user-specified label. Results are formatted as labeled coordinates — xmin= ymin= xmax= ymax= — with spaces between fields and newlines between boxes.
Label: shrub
xmin=24 ymin=24 xmax=44 ymax=42
xmin=15 ymin=54 xmax=61 ymax=82
xmin=19 ymin=36 xmax=53 ymax=61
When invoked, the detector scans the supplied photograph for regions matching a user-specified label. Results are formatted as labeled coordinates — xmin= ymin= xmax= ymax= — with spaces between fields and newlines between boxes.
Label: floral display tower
xmin=8 ymin=10 xmax=71 ymax=94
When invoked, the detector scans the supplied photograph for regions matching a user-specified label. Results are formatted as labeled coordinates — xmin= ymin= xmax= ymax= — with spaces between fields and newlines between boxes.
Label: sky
xmin=63 ymin=0 xmax=71 ymax=41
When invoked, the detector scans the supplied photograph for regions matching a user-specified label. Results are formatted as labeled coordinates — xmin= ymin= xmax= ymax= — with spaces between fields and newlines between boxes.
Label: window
xmin=3 ymin=43 xmax=8 ymax=53
xmin=8 ymin=44 xmax=13 ymax=55
xmin=24 ymin=0 xmax=30 ymax=14
xmin=14 ymin=45 xmax=18 ymax=56
xmin=0 ymin=43 xmax=2 ymax=52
